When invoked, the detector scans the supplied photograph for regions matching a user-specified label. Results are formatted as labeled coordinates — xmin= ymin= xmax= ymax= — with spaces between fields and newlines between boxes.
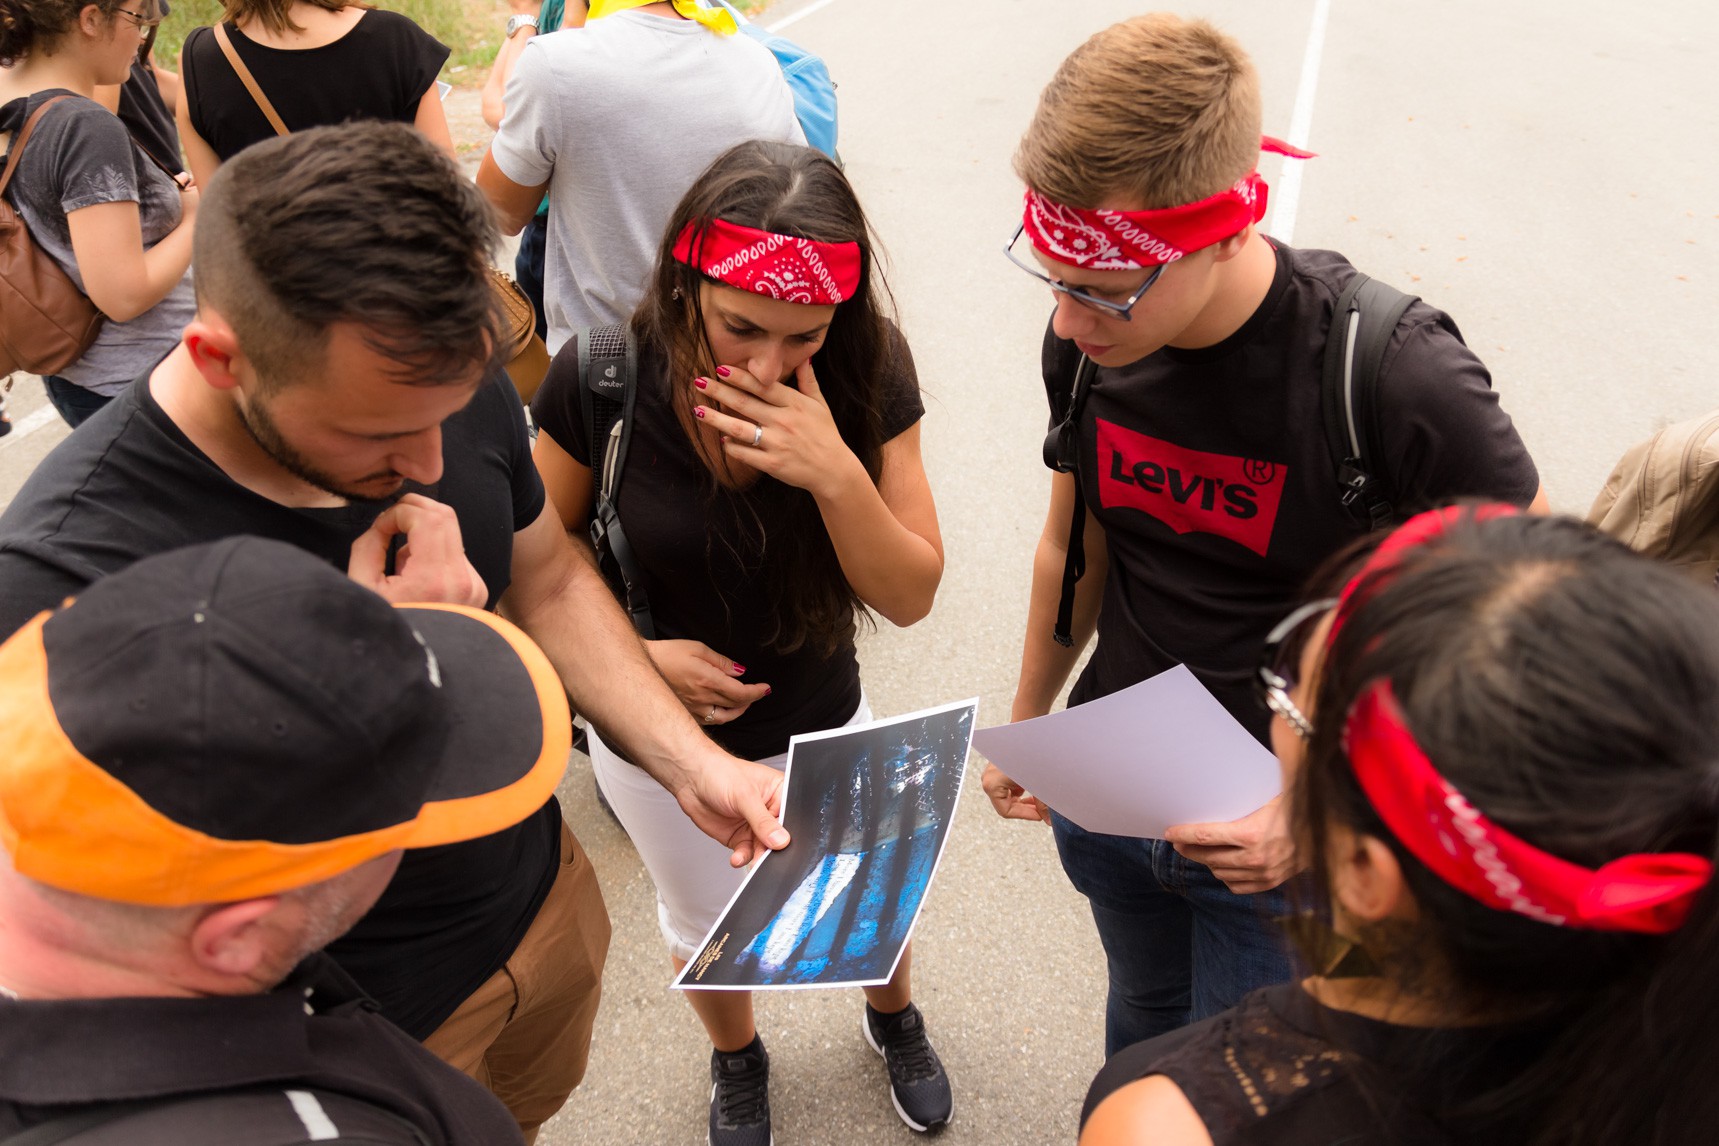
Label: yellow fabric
xmin=585 ymin=0 xmax=737 ymax=34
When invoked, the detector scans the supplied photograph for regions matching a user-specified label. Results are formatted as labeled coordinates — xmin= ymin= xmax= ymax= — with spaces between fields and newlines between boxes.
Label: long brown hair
xmin=633 ymin=140 xmax=898 ymax=657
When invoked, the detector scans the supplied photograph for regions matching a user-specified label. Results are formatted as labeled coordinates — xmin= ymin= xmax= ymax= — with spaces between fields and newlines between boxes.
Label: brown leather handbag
xmin=212 ymin=24 xmax=551 ymax=401
xmin=0 ymin=97 xmax=106 ymax=379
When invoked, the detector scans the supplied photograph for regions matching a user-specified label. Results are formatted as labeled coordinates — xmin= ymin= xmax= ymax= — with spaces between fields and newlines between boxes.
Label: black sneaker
xmin=863 ymin=1003 xmax=952 ymax=1133
xmin=709 ymin=1036 xmax=772 ymax=1146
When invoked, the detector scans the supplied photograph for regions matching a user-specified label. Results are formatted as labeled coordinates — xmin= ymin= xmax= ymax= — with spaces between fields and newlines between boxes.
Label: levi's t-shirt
xmin=1049 ymin=242 xmax=1540 ymax=744
xmin=0 ymin=372 xmax=557 ymax=1039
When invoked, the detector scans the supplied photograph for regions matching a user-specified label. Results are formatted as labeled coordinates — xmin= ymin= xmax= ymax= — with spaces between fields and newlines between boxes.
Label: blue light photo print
xmin=676 ymin=698 xmax=978 ymax=991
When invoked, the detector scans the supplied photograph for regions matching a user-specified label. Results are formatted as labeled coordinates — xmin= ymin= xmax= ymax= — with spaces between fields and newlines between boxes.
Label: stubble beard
xmin=235 ymin=391 xmax=402 ymax=505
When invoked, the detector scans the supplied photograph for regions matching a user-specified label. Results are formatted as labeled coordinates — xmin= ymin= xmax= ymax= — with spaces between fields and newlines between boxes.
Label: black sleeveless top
xmin=1081 ymin=984 xmax=1551 ymax=1144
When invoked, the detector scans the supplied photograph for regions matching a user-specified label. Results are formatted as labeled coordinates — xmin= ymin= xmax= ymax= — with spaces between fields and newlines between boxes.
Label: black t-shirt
xmin=1049 ymin=242 xmax=1540 ymax=743
xmin=531 ymin=328 xmax=924 ymax=761
xmin=0 ymin=373 xmax=558 ymax=1040
xmin=1080 ymin=984 xmax=1550 ymax=1144
xmin=0 ymin=954 xmax=519 ymax=1144
xmin=181 ymin=11 xmax=448 ymax=161
xmin=117 ymin=58 xmax=183 ymax=173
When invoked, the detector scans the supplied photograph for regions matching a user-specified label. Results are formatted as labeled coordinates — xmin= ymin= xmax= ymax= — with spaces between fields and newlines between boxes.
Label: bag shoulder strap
xmin=1045 ymin=349 xmax=1096 ymax=647
xmin=1320 ymin=272 xmax=1417 ymax=530
xmin=212 ymin=23 xmax=290 ymax=137
xmin=577 ymin=323 xmax=653 ymax=637
xmin=1 ymin=1086 xmax=431 ymax=1146
xmin=1 ymin=97 xmax=74 ymax=201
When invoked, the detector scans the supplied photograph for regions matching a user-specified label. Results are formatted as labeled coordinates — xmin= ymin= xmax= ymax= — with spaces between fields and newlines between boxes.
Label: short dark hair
xmin=193 ymin=122 xmax=502 ymax=387
xmin=1295 ymin=511 xmax=1719 ymax=1143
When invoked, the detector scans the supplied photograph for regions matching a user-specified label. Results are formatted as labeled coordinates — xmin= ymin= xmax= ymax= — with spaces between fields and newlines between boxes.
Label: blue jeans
xmin=1052 ymin=811 xmax=1295 ymax=1058
xmin=42 ymin=375 xmax=112 ymax=428
xmin=514 ymin=212 xmax=549 ymax=341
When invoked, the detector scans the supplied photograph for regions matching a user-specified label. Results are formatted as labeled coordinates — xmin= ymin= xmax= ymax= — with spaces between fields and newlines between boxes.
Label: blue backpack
xmin=714 ymin=0 xmax=839 ymax=159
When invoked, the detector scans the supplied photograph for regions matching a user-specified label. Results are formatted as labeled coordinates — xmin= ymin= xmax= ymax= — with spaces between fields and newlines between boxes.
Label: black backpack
xmin=1 ymin=1087 xmax=431 ymax=1145
xmin=576 ymin=323 xmax=654 ymax=638
xmin=1043 ymin=273 xmax=1417 ymax=646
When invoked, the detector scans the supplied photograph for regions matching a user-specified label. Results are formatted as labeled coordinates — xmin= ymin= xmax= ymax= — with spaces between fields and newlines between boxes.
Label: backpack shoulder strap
xmin=1321 ymin=273 xmax=1417 ymax=530
xmin=1045 ymin=350 xmax=1096 ymax=647
xmin=0 ymin=1087 xmax=430 ymax=1146
xmin=578 ymin=324 xmax=654 ymax=638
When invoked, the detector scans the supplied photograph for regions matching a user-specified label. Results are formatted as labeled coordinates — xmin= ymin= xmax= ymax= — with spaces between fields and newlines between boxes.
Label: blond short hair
xmin=1015 ymin=14 xmax=1262 ymax=210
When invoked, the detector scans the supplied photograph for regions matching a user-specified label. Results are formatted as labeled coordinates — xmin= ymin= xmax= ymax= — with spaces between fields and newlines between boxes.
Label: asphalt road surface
xmin=4 ymin=1 xmax=1716 ymax=1143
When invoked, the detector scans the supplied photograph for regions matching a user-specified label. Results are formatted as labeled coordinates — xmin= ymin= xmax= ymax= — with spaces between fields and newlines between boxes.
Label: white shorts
xmin=587 ymin=694 xmax=872 ymax=964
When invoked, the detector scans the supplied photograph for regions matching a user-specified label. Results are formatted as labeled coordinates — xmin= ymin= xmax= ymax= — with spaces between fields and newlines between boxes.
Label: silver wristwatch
xmin=505 ymin=13 xmax=539 ymax=38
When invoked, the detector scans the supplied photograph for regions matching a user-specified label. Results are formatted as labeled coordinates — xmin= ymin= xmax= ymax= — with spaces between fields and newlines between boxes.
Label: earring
xmin=671 ymin=286 xmax=683 ymax=301
xmin=1277 ymin=911 xmax=1379 ymax=979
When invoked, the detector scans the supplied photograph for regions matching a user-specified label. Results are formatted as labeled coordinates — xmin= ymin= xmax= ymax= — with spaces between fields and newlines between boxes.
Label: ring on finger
xmin=751 ymin=424 xmax=764 ymax=448
xmin=704 ymin=706 xmax=718 ymax=724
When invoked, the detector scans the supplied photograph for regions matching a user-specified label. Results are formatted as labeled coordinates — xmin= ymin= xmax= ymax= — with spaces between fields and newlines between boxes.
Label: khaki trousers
xmin=422 ymin=822 xmax=611 ymax=1144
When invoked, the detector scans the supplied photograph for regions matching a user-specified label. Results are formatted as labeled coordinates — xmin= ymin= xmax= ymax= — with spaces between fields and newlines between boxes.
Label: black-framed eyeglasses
xmin=1003 ymin=224 xmax=1164 ymax=322
xmin=115 ymin=5 xmax=162 ymax=28
xmin=1256 ymin=598 xmax=1338 ymax=741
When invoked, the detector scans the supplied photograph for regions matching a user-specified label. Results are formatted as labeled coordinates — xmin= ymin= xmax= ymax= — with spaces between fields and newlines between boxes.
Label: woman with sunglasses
xmin=1081 ymin=505 xmax=1719 ymax=1145
xmin=530 ymin=139 xmax=948 ymax=1144
xmin=0 ymin=0 xmax=196 ymax=428
xmin=174 ymin=0 xmax=450 ymax=190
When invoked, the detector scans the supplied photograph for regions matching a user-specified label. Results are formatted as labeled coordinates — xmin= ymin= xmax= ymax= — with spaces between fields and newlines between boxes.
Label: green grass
xmin=155 ymin=0 xmax=775 ymax=86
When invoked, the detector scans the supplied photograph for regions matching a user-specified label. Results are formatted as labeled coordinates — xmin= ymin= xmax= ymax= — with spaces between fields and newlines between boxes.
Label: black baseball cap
xmin=0 ymin=537 xmax=569 ymax=906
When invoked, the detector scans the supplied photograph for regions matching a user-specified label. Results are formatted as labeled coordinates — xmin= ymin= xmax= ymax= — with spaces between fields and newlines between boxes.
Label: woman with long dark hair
xmin=1081 ymin=506 xmax=1719 ymax=1144
xmin=530 ymin=139 xmax=948 ymax=1144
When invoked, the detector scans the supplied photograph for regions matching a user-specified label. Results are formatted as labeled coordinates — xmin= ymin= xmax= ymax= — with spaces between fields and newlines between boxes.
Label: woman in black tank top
xmin=1082 ymin=508 xmax=1719 ymax=1145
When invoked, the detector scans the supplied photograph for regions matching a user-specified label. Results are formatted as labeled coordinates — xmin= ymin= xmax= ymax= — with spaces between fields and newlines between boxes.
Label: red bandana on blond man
xmin=1023 ymin=136 xmax=1314 ymax=270
xmin=673 ymin=218 xmax=862 ymax=306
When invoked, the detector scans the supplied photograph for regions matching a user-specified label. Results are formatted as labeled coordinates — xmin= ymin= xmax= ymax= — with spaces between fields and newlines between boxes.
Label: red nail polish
xmin=732 ymin=663 xmax=746 ymax=674
xmin=715 ymin=365 xmax=731 ymax=378
xmin=694 ymin=407 xmax=706 ymax=419
xmin=694 ymin=377 xmax=708 ymax=390
xmin=764 ymin=686 xmax=772 ymax=696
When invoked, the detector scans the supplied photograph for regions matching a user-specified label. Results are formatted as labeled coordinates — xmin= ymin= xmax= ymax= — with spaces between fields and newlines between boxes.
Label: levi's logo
xmin=1094 ymin=419 xmax=1287 ymax=557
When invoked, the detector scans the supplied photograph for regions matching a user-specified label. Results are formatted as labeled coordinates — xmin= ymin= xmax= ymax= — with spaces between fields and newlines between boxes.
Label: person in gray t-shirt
xmin=0 ymin=0 xmax=197 ymax=427
xmin=476 ymin=1 xmax=803 ymax=356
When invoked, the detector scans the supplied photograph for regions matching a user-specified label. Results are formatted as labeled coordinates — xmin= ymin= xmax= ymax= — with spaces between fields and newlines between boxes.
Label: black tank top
xmin=1081 ymin=984 xmax=1550 ymax=1144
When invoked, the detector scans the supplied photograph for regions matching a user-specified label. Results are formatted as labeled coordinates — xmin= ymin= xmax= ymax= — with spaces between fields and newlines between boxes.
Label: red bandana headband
xmin=1345 ymin=682 xmax=1714 ymax=934
xmin=673 ymin=218 xmax=862 ymax=306
xmin=1022 ymin=136 xmax=1315 ymax=270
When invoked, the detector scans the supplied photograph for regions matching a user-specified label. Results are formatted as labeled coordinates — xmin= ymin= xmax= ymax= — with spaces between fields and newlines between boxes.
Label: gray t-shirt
xmin=1 ymin=92 xmax=195 ymax=394
xmin=489 ymin=11 xmax=805 ymax=354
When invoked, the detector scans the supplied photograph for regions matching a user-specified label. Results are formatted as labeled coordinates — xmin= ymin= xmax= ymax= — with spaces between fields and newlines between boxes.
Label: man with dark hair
xmin=0 ymin=536 xmax=563 ymax=1143
xmin=0 ymin=121 xmax=791 ymax=1143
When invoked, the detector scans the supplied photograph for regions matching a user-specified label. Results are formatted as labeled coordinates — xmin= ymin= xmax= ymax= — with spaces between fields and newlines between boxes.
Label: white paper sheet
xmin=971 ymin=666 xmax=1279 ymax=838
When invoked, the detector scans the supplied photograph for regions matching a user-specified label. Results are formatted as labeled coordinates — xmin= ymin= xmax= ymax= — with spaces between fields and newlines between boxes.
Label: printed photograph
xmin=677 ymin=699 xmax=977 ymax=991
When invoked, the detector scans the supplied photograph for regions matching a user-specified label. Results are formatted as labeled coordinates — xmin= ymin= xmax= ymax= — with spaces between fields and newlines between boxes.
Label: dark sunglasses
xmin=1256 ymin=598 xmax=1338 ymax=740
xmin=1002 ymin=224 xmax=1164 ymax=321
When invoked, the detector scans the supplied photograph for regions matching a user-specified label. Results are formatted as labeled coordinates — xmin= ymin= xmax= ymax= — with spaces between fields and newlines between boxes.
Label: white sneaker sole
xmin=862 ymin=1012 xmax=953 ymax=1134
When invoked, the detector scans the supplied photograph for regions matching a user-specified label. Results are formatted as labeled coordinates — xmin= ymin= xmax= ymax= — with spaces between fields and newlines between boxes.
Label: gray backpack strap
xmin=1321 ymin=273 xmax=1417 ymax=530
xmin=577 ymin=324 xmax=653 ymax=638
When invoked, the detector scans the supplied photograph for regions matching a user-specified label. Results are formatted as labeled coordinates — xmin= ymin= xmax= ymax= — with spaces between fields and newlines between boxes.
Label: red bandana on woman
xmin=1022 ymin=136 xmax=1314 ymax=270
xmin=674 ymin=218 xmax=862 ymax=306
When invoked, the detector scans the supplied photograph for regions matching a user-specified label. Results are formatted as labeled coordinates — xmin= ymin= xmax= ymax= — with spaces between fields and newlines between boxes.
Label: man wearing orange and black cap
xmin=0 ymin=536 xmax=571 ymax=1142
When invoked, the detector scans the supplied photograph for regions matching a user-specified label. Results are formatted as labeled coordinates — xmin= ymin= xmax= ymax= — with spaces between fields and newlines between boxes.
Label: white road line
xmin=0 ymin=401 xmax=59 ymax=450
xmin=1265 ymin=0 xmax=1331 ymax=245
xmin=765 ymin=0 xmax=838 ymax=33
